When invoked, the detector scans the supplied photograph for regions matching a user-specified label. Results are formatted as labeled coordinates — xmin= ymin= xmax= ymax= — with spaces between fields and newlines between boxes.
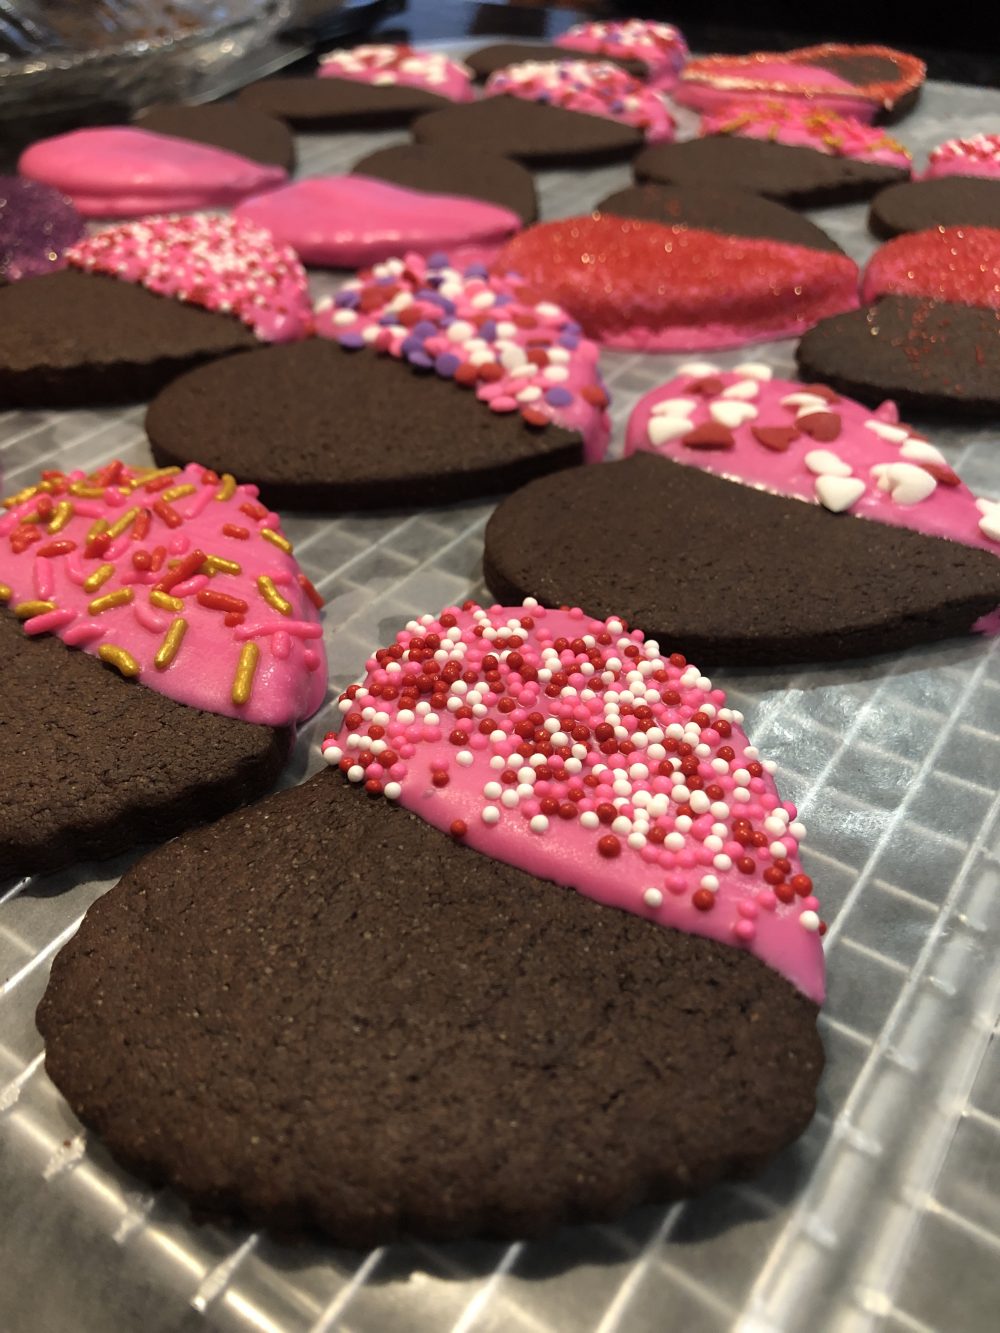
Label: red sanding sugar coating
xmin=494 ymin=214 xmax=860 ymax=351
xmin=322 ymin=601 xmax=825 ymax=1002
xmin=863 ymin=226 xmax=1000 ymax=309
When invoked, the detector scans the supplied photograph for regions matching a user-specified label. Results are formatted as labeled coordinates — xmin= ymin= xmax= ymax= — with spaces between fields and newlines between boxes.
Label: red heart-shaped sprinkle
xmin=683 ymin=422 xmax=735 ymax=450
xmin=751 ymin=425 xmax=800 ymax=452
xmin=686 ymin=376 xmax=725 ymax=396
xmin=919 ymin=461 xmax=961 ymax=487
xmin=797 ymin=411 xmax=842 ymax=442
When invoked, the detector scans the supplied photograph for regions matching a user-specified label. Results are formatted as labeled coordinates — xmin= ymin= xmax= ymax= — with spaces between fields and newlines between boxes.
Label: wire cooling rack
xmin=1 ymin=58 xmax=999 ymax=1333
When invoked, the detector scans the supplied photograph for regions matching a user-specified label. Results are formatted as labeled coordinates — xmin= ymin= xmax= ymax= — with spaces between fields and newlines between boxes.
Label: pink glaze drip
xmin=313 ymin=252 xmax=610 ymax=458
xmin=0 ymin=461 xmax=327 ymax=727
xmin=485 ymin=61 xmax=675 ymax=142
xmin=922 ymin=134 xmax=1000 ymax=180
xmin=235 ymin=176 xmax=521 ymax=269
xmin=66 ymin=214 xmax=313 ymax=343
xmin=623 ymin=363 xmax=1000 ymax=626
xmin=318 ymin=43 xmax=474 ymax=101
xmin=494 ymin=215 xmax=859 ymax=354
xmin=701 ymin=100 xmax=911 ymax=168
xmin=321 ymin=602 xmax=826 ymax=1003
xmin=18 ymin=127 xmax=287 ymax=218
xmin=555 ymin=19 xmax=689 ymax=88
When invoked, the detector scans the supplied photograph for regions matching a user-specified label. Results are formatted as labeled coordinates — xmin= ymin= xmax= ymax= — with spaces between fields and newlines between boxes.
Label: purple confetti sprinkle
xmin=408 ymin=350 xmax=434 ymax=369
xmin=427 ymin=251 xmax=450 ymax=268
xmin=435 ymin=352 xmax=461 ymax=377
xmin=544 ymin=386 xmax=574 ymax=407
xmin=338 ymin=332 xmax=366 ymax=350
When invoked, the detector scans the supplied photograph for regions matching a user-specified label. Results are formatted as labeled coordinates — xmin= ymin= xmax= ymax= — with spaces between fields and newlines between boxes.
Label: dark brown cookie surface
xmin=237 ymin=76 xmax=451 ymax=130
xmin=465 ymin=41 xmax=645 ymax=81
xmin=869 ymin=177 xmax=1000 ymax=239
xmin=796 ymin=296 xmax=1000 ymax=416
xmin=133 ymin=103 xmax=297 ymax=172
xmin=412 ymin=95 xmax=644 ymax=168
xmin=0 ymin=269 xmax=257 ymax=408
xmin=352 ymin=142 xmax=538 ymax=225
xmin=145 ymin=340 xmax=582 ymax=512
xmin=0 ymin=609 xmax=290 ymax=880
xmin=484 ymin=453 xmax=1000 ymax=665
xmin=634 ymin=136 xmax=909 ymax=209
xmin=598 ymin=182 xmax=845 ymax=253
xmin=37 ymin=768 xmax=823 ymax=1245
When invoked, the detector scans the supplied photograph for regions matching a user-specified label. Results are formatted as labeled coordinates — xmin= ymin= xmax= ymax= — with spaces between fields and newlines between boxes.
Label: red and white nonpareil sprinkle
xmin=322 ymin=601 xmax=825 ymax=1002
xmin=66 ymin=214 xmax=313 ymax=343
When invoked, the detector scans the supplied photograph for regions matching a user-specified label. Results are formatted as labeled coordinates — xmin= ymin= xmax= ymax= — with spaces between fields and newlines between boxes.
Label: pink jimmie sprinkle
xmin=66 ymin=214 xmax=313 ymax=343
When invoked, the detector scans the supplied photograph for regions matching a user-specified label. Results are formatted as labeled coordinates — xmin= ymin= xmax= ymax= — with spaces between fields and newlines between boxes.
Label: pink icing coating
xmin=318 ymin=43 xmax=474 ymax=101
xmin=922 ymin=133 xmax=1000 ymax=180
xmin=701 ymin=100 xmax=911 ymax=168
xmin=18 ymin=127 xmax=287 ymax=218
xmin=67 ymin=214 xmax=313 ymax=343
xmin=624 ymin=363 xmax=1000 ymax=621
xmin=235 ymin=176 xmax=521 ymax=269
xmin=0 ymin=461 xmax=327 ymax=727
xmin=313 ymin=252 xmax=610 ymax=458
xmin=484 ymin=61 xmax=675 ymax=143
xmin=555 ymin=19 xmax=688 ymax=88
xmin=321 ymin=602 xmax=825 ymax=1003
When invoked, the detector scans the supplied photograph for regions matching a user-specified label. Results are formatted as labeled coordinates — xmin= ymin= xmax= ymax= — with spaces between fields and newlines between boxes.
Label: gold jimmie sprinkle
xmin=214 ymin=474 xmax=237 ymax=502
xmin=154 ymin=618 xmax=188 ymax=670
xmin=232 ymin=642 xmax=260 ymax=705
xmin=257 ymin=575 xmax=292 ymax=616
xmin=98 ymin=644 xmax=140 ymax=678
xmin=83 ymin=562 xmax=115 ymax=593
xmin=88 ymin=588 xmax=134 ymax=615
xmin=14 ymin=599 xmax=54 ymax=619
xmin=47 ymin=501 xmax=74 ymax=534
xmin=260 ymin=528 xmax=292 ymax=553
xmin=203 ymin=554 xmax=242 ymax=577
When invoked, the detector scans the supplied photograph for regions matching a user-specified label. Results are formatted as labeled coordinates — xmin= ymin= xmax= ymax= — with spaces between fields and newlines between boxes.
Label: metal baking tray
xmin=1 ymin=48 xmax=999 ymax=1333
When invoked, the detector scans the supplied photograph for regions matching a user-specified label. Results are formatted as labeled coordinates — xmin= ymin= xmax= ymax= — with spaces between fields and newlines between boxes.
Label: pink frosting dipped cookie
xmin=484 ymin=61 xmax=675 ymax=143
xmin=19 ymin=127 xmax=286 ymax=218
xmin=675 ymin=44 xmax=926 ymax=123
xmin=235 ymin=176 xmax=521 ymax=269
xmin=0 ymin=461 xmax=327 ymax=727
xmin=321 ymin=601 xmax=825 ymax=1003
xmin=922 ymin=134 xmax=1000 ymax=180
xmin=318 ymin=43 xmax=474 ymax=101
xmin=313 ymin=252 xmax=610 ymax=459
xmin=861 ymin=226 xmax=1000 ymax=310
xmin=494 ymin=214 xmax=860 ymax=352
xmin=702 ymin=101 xmax=911 ymax=168
xmin=66 ymin=214 xmax=313 ymax=343
xmin=555 ymin=19 xmax=688 ymax=88
xmin=624 ymin=363 xmax=1000 ymax=563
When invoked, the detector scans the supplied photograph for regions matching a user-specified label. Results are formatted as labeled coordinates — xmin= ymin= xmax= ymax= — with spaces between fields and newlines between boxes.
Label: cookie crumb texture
xmin=0 ymin=610 xmax=290 ymax=878
xmin=37 ymin=771 xmax=822 ymax=1245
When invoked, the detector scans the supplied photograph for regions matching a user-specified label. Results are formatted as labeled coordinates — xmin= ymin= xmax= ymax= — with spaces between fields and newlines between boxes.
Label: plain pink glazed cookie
xmin=235 ymin=176 xmax=521 ymax=269
xmin=19 ymin=127 xmax=287 ymax=218
xmin=323 ymin=600 xmax=826 ymax=1002
xmin=555 ymin=19 xmax=689 ymax=88
xmin=484 ymin=60 xmax=675 ymax=143
xmin=318 ymin=43 xmax=474 ymax=101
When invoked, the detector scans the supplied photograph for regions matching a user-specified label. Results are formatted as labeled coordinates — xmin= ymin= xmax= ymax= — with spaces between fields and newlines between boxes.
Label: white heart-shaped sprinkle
xmin=721 ymin=378 xmax=760 ymax=400
xmin=882 ymin=462 xmax=937 ymax=505
xmin=710 ymin=400 xmax=757 ymax=428
xmin=979 ymin=510 xmax=1000 ymax=542
xmin=815 ymin=475 xmax=866 ymax=513
xmin=865 ymin=420 xmax=910 ymax=443
xmin=900 ymin=438 xmax=947 ymax=465
xmin=781 ymin=392 xmax=828 ymax=410
xmin=805 ymin=449 xmax=852 ymax=477
xmin=732 ymin=362 xmax=773 ymax=380
xmin=648 ymin=416 xmax=692 ymax=446
xmin=676 ymin=360 xmax=720 ymax=377
xmin=650 ymin=396 xmax=697 ymax=415
xmin=976 ymin=497 xmax=1000 ymax=515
